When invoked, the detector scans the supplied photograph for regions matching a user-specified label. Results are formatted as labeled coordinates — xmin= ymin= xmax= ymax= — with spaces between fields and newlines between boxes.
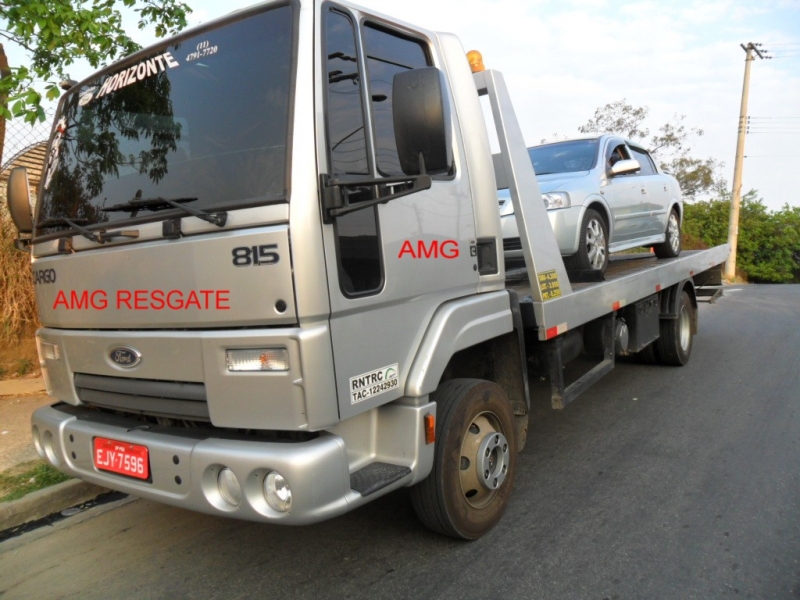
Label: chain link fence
xmin=1 ymin=109 xmax=55 ymax=171
xmin=1 ymin=111 xmax=54 ymax=342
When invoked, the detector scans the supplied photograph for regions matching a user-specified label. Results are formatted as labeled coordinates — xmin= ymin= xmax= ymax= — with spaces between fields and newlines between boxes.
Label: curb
xmin=0 ymin=480 xmax=110 ymax=531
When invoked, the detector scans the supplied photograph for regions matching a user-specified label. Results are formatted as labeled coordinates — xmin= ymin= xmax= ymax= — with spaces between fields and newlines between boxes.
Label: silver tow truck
xmin=5 ymin=0 xmax=728 ymax=539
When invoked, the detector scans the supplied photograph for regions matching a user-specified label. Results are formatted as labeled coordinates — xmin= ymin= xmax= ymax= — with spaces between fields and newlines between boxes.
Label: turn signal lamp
xmin=467 ymin=50 xmax=485 ymax=73
xmin=226 ymin=348 xmax=289 ymax=372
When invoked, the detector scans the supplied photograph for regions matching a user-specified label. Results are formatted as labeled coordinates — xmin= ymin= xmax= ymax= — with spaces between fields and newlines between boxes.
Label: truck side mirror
xmin=392 ymin=67 xmax=452 ymax=176
xmin=7 ymin=167 xmax=34 ymax=234
xmin=609 ymin=159 xmax=641 ymax=177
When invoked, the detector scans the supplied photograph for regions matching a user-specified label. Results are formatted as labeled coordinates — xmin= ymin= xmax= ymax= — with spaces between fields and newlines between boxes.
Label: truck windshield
xmin=36 ymin=4 xmax=294 ymax=236
xmin=527 ymin=139 xmax=599 ymax=175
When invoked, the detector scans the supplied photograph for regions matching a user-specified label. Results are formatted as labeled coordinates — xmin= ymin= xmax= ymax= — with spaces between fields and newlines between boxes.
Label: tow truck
xmin=6 ymin=0 xmax=728 ymax=539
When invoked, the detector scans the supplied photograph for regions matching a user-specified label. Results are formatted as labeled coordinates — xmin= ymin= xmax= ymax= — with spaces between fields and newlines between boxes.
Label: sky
xmin=3 ymin=0 xmax=799 ymax=210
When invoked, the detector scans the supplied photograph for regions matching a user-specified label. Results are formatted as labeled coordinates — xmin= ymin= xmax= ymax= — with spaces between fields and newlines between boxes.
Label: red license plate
xmin=93 ymin=437 xmax=150 ymax=480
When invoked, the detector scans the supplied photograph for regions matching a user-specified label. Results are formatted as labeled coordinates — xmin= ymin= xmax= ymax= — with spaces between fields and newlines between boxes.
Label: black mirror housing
xmin=7 ymin=167 xmax=34 ymax=234
xmin=392 ymin=67 xmax=452 ymax=176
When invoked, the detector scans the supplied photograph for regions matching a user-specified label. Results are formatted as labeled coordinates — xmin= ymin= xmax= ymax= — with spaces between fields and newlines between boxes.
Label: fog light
xmin=264 ymin=471 xmax=292 ymax=512
xmin=32 ymin=425 xmax=45 ymax=459
xmin=39 ymin=340 xmax=60 ymax=361
xmin=42 ymin=430 xmax=61 ymax=467
xmin=217 ymin=468 xmax=242 ymax=507
xmin=226 ymin=348 xmax=289 ymax=372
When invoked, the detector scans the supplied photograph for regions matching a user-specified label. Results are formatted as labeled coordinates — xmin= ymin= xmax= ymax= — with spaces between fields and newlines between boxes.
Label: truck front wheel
xmin=411 ymin=379 xmax=517 ymax=540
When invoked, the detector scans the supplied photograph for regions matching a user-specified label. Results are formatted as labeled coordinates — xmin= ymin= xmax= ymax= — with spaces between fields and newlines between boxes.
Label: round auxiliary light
xmin=42 ymin=430 xmax=61 ymax=467
xmin=32 ymin=425 xmax=45 ymax=459
xmin=264 ymin=471 xmax=292 ymax=513
xmin=217 ymin=468 xmax=242 ymax=507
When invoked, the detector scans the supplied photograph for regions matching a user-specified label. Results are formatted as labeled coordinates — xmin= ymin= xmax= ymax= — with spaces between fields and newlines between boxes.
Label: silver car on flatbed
xmin=500 ymin=135 xmax=683 ymax=274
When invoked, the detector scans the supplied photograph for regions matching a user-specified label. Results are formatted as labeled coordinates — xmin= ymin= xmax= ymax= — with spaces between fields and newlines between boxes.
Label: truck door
xmin=318 ymin=7 xmax=479 ymax=420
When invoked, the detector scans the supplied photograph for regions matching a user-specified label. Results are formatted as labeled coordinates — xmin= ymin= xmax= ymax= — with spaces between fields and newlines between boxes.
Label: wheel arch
xmin=660 ymin=279 xmax=698 ymax=334
xmin=405 ymin=291 xmax=530 ymax=450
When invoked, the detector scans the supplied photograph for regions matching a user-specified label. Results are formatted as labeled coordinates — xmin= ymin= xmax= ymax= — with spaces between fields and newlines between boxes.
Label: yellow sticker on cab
xmin=537 ymin=269 xmax=562 ymax=300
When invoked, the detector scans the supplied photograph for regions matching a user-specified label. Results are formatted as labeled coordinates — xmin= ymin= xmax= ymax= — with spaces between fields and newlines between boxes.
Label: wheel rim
xmin=668 ymin=213 xmax=680 ymax=254
xmin=459 ymin=412 xmax=510 ymax=509
xmin=585 ymin=218 xmax=607 ymax=270
xmin=679 ymin=304 xmax=691 ymax=351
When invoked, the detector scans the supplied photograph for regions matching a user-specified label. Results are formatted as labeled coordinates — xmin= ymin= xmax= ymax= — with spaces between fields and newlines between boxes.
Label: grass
xmin=0 ymin=460 xmax=72 ymax=503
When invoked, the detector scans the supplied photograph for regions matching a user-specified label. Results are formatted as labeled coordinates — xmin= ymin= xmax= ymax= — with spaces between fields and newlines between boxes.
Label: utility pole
xmin=725 ymin=42 xmax=769 ymax=281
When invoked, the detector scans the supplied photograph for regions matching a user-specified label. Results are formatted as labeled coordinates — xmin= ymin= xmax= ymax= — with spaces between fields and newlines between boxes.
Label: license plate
xmin=93 ymin=437 xmax=150 ymax=480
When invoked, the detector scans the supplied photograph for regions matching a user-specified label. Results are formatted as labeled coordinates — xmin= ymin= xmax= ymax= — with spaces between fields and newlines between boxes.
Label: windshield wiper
xmin=37 ymin=217 xmax=139 ymax=244
xmin=100 ymin=196 xmax=227 ymax=227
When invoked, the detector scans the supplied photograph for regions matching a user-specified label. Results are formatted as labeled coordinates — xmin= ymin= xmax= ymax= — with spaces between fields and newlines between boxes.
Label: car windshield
xmin=36 ymin=5 xmax=294 ymax=236
xmin=528 ymin=139 xmax=599 ymax=175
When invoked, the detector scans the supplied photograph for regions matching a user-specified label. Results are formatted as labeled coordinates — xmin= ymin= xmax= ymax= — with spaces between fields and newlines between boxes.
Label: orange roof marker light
xmin=467 ymin=50 xmax=485 ymax=73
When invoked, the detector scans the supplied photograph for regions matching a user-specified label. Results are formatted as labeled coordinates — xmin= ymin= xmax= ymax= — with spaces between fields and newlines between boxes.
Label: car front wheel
xmin=565 ymin=208 xmax=608 ymax=274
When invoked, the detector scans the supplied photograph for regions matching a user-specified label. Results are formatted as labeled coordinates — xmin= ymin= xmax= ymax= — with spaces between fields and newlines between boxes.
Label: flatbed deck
xmin=506 ymin=246 xmax=730 ymax=338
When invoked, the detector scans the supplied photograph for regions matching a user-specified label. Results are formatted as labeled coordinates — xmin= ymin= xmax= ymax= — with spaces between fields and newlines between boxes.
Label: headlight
xmin=542 ymin=192 xmax=571 ymax=210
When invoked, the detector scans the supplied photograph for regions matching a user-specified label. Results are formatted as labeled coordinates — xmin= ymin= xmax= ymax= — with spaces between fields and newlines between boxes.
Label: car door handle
xmin=641 ymin=188 xmax=647 ymax=194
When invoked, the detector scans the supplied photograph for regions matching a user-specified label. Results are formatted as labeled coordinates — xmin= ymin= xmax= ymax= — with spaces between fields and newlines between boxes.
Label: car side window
xmin=628 ymin=145 xmax=657 ymax=175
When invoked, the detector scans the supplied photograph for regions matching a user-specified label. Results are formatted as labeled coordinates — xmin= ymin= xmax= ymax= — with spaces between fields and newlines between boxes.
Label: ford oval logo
xmin=109 ymin=347 xmax=142 ymax=368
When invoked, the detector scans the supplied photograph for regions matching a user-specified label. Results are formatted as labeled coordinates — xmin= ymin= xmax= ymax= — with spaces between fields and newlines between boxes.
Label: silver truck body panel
xmin=38 ymin=321 xmax=339 ymax=430
xmin=33 ymin=225 xmax=296 ymax=329
xmin=405 ymin=291 xmax=513 ymax=398
xmin=32 ymin=395 xmax=433 ymax=523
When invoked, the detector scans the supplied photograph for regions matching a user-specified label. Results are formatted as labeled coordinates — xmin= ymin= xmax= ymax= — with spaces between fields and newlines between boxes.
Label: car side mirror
xmin=7 ymin=167 xmax=34 ymax=234
xmin=392 ymin=67 xmax=452 ymax=176
xmin=609 ymin=158 xmax=641 ymax=177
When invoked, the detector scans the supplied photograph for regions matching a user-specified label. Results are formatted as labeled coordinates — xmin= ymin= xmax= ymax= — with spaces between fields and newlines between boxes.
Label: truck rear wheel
xmin=655 ymin=290 xmax=694 ymax=365
xmin=410 ymin=379 xmax=517 ymax=540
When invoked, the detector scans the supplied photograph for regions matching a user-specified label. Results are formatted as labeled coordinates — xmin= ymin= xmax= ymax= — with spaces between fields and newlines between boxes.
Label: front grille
xmin=503 ymin=237 xmax=522 ymax=251
xmin=75 ymin=373 xmax=209 ymax=421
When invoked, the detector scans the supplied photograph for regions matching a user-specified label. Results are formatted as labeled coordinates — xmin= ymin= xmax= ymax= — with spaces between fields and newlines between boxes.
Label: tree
xmin=0 ymin=0 xmax=192 ymax=127
xmin=682 ymin=191 xmax=800 ymax=283
xmin=579 ymin=99 xmax=725 ymax=199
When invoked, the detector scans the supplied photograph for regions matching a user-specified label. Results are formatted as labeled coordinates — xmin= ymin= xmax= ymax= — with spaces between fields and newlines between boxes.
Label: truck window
xmin=37 ymin=5 xmax=295 ymax=236
xmin=362 ymin=23 xmax=431 ymax=176
xmin=324 ymin=8 xmax=383 ymax=296
xmin=325 ymin=10 xmax=370 ymax=177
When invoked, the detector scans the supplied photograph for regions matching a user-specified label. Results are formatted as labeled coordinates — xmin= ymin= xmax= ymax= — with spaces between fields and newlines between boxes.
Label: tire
xmin=564 ymin=208 xmax=608 ymax=274
xmin=636 ymin=341 xmax=660 ymax=364
xmin=654 ymin=208 xmax=681 ymax=259
xmin=655 ymin=290 xmax=694 ymax=365
xmin=410 ymin=379 xmax=517 ymax=540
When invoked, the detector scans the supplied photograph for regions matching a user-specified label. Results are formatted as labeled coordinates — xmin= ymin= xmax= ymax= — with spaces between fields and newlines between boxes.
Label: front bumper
xmin=32 ymin=403 xmax=408 ymax=524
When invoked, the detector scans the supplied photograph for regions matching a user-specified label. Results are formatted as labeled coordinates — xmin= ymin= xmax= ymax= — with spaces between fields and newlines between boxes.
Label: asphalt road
xmin=1 ymin=284 xmax=799 ymax=600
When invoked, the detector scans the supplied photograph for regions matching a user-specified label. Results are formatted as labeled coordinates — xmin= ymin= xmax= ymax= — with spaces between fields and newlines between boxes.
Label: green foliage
xmin=0 ymin=460 xmax=71 ymax=502
xmin=579 ymin=99 xmax=726 ymax=199
xmin=684 ymin=191 xmax=800 ymax=283
xmin=0 ymin=0 xmax=193 ymax=123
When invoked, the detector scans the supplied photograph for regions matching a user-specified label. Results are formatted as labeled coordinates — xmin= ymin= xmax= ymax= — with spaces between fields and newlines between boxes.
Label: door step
xmin=350 ymin=462 xmax=411 ymax=497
